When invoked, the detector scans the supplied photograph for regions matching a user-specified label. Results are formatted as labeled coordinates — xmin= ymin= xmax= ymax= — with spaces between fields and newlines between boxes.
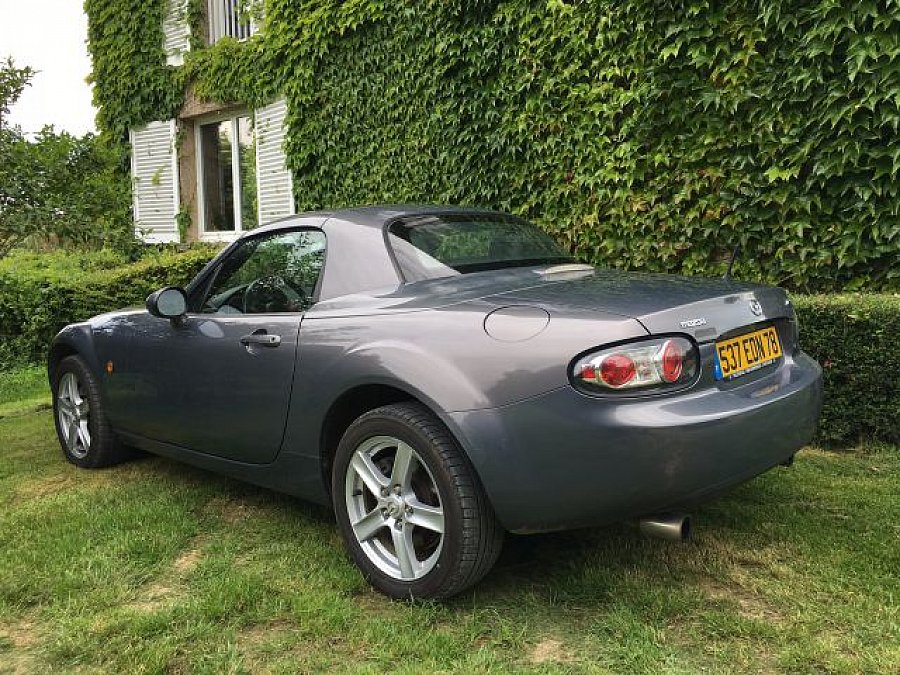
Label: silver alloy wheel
xmin=57 ymin=371 xmax=91 ymax=460
xmin=345 ymin=435 xmax=445 ymax=581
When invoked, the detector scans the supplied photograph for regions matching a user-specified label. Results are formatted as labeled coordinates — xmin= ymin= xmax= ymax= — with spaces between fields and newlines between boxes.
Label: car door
xmin=119 ymin=228 xmax=327 ymax=463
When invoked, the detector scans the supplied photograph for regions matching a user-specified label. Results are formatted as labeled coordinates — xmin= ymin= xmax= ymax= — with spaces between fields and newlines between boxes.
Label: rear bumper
xmin=450 ymin=351 xmax=823 ymax=533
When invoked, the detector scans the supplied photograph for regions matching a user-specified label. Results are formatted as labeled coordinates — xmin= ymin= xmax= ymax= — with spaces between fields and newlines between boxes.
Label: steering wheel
xmin=243 ymin=275 xmax=306 ymax=314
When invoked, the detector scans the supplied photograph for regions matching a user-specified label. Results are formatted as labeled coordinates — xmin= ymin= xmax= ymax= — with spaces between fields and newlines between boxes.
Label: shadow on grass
xmin=30 ymin=424 xmax=899 ymax=612
xmin=126 ymin=451 xmax=835 ymax=589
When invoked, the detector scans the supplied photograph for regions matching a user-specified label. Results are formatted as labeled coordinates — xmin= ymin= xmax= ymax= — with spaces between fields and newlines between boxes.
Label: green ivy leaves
xmin=85 ymin=0 xmax=185 ymax=145
xmin=86 ymin=0 xmax=900 ymax=291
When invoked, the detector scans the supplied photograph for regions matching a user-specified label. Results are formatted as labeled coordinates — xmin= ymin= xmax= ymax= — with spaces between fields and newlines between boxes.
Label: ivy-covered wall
xmin=85 ymin=0 xmax=185 ymax=144
xmin=86 ymin=0 xmax=899 ymax=292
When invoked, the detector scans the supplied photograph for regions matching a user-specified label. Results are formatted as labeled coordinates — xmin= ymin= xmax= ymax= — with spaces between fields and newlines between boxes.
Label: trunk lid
xmin=311 ymin=265 xmax=794 ymax=345
xmin=495 ymin=267 xmax=793 ymax=342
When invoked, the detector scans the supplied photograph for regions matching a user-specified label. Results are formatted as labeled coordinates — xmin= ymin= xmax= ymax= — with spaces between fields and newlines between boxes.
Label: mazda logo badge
xmin=749 ymin=299 xmax=763 ymax=316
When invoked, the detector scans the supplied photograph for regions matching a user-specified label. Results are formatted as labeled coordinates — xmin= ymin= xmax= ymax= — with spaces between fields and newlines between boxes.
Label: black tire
xmin=332 ymin=402 xmax=504 ymax=600
xmin=52 ymin=355 xmax=130 ymax=468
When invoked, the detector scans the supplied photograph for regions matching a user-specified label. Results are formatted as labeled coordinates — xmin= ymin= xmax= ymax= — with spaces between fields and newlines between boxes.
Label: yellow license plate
xmin=714 ymin=326 xmax=782 ymax=380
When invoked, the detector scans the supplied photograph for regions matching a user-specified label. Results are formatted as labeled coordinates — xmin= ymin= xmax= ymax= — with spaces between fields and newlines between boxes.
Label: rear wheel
xmin=53 ymin=355 xmax=130 ymax=468
xmin=332 ymin=402 xmax=503 ymax=599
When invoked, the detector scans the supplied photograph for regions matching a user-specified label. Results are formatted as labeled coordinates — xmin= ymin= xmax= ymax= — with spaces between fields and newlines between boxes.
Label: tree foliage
xmin=0 ymin=58 xmax=135 ymax=257
xmin=86 ymin=0 xmax=900 ymax=291
xmin=0 ymin=57 xmax=34 ymax=130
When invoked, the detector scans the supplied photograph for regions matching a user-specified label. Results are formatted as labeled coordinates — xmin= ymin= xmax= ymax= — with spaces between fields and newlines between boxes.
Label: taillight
xmin=599 ymin=354 xmax=636 ymax=387
xmin=659 ymin=339 xmax=684 ymax=382
xmin=572 ymin=336 xmax=698 ymax=393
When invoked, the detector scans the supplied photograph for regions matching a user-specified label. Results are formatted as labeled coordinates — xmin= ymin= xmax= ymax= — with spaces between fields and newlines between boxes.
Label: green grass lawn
xmin=0 ymin=366 xmax=48 ymax=418
xmin=0 ymin=377 xmax=897 ymax=673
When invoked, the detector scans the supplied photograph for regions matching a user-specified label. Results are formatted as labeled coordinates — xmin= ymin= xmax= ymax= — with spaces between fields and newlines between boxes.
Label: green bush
xmin=1 ymin=59 xmax=135 ymax=258
xmin=794 ymin=293 xmax=900 ymax=448
xmin=1 ymin=248 xmax=896 ymax=448
xmin=0 ymin=247 xmax=215 ymax=367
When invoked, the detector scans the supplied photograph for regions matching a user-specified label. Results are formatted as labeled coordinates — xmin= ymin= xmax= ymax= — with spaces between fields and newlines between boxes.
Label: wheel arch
xmin=317 ymin=381 xmax=483 ymax=500
xmin=47 ymin=325 xmax=100 ymax=385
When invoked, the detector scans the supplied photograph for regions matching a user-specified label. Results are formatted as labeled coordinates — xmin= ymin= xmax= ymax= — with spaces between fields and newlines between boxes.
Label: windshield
xmin=387 ymin=213 xmax=573 ymax=281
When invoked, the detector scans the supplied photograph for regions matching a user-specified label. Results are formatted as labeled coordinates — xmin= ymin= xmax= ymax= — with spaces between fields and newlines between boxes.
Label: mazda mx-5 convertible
xmin=49 ymin=206 xmax=823 ymax=599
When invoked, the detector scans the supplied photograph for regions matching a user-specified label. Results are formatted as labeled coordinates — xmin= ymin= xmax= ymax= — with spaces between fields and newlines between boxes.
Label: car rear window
xmin=387 ymin=214 xmax=572 ymax=281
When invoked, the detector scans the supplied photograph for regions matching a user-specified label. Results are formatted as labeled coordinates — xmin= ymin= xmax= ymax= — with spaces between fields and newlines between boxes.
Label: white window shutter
xmin=130 ymin=121 xmax=180 ymax=244
xmin=163 ymin=0 xmax=191 ymax=66
xmin=254 ymin=99 xmax=295 ymax=225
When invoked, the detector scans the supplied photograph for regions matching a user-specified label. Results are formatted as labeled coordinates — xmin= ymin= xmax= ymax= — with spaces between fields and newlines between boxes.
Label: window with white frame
xmin=207 ymin=0 xmax=254 ymax=44
xmin=196 ymin=114 xmax=257 ymax=238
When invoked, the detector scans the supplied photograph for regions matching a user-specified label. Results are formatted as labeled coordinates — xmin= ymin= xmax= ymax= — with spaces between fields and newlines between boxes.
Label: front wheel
xmin=332 ymin=403 xmax=503 ymax=599
xmin=52 ymin=355 xmax=130 ymax=468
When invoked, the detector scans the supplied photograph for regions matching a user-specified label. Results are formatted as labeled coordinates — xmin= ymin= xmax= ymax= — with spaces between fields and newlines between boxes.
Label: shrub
xmin=2 ymin=60 xmax=135 ymax=257
xmin=0 ymin=248 xmax=896 ymax=448
xmin=794 ymin=293 xmax=900 ymax=448
xmin=0 ymin=247 xmax=215 ymax=367
xmin=0 ymin=129 xmax=135 ymax=257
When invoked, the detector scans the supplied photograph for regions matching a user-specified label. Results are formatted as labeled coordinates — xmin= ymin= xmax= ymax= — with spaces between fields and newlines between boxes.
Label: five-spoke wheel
xmin=333 ymin=402 xmax=504 ymax=599
xmin=56 ymin=371 xmax=92 ymax=459
xmin=52 ymin=355 xmax=129 ymax=468
xmin=345 ymin=435 xmax=446 ymax=581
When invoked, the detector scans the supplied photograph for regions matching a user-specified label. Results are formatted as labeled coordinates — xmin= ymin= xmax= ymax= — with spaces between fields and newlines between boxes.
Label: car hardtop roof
xmin=252 ymin=204 xmax=509 ymax=236
xmin=241 ymin=205 xmax=520 ymax=301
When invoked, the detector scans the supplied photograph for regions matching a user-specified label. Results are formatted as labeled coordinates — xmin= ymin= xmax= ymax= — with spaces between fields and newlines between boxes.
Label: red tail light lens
xmin=659 ymin=339 xmax=684 ymax=383
xmin=600 ymin=354 xmax=636 ymax=387
xmin=572 ymin=336 xmax=698 ymax=394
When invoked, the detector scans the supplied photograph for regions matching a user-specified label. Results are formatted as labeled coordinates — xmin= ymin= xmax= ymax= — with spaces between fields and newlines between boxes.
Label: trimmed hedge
xmin=0 ymin=250 xmax=896 ymax=447
xmin=0 ymin=248 xmax=215 ymax=368
xmin=794 ymin=293 xmax=899 ymax=448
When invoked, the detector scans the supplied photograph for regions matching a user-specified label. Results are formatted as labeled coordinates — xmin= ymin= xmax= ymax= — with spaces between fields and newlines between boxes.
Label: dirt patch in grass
xmin=236 ymin=619 xmax=296 ymax=644
xmin=0 ymin=653 xmax=39 ymax=675
xmin=127 ymin=582 xmax=178 ymax=613
xmin=172 ymin=546 xmax=203 ymax=575
xmin=14 ymin=473 xmax=78 ymax=500
xmin=528 ymin=637 xmax=574 ymax=665
xmin=14 ymin=469 xmax=120 ymax=501
xmin=0 ymin=618 xmax=38 ymax=649
xmin=700 ymin=577 xmax=783 ymax=624
xmin=351 ymin=589 xmax=408 ymax=619
xmin=0 ymin=616 xmax=41 ymax=675
xmin=235 ymin=621 xmax=371 ymax=673
xmin=204 ymin=495 xmax=268 ymax=525
xmin=126 ymin=538 xmax=206 ymax=613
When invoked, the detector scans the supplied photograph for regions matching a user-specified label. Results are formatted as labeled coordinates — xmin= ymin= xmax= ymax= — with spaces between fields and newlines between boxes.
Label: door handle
xmin=240 ymin=330 xmax=281 ymax=348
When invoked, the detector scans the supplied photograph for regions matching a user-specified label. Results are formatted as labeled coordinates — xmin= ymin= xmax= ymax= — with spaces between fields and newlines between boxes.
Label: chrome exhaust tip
xmin=639 ymin=513 xmax=692 ymax=541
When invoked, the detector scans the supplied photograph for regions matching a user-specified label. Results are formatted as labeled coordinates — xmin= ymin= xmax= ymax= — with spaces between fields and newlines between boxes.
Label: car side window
xmin=198 ymin=230 xmax=327 ymax=315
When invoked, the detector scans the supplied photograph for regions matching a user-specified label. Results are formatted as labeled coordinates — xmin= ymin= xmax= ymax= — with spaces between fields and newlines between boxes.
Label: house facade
xmin=108 ymin=1 xmax=894 ymax=292
xmin=130 ymin=0 xmax=294 ymax=244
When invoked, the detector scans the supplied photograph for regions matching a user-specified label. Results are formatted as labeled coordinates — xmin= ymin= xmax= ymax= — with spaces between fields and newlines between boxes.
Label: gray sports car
xmin=48 ymin=206 xmax=823 ymax=599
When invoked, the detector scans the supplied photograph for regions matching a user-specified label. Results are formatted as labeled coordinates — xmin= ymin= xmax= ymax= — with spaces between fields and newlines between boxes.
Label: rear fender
xmin=341 ymin=339 xmax=490 ymax=412
xmin=287 ymin=339 xmax=486 ymax=454
xmin=281 ymin=342 xmax=485 ymax=502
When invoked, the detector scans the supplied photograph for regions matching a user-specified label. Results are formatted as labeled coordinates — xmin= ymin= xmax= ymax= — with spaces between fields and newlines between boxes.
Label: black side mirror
xmin=146 ymin=286 xmax=188 ymax=325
